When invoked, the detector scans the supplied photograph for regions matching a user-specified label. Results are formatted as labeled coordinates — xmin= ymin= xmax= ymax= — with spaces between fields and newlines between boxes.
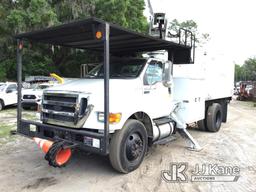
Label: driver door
xmin=143 ymin=60 xmax=171 ymax=118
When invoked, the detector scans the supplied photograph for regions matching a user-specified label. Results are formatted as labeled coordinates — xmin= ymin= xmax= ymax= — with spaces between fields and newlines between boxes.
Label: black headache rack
xmin=15 ymin=17 xmax=194 ymax=155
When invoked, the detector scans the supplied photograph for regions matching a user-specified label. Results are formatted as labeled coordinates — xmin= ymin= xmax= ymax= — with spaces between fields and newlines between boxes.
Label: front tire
xmin=109 ymin=119 xmax=148 ymax=173
xmin=206 ymin=103 xmax=223 ymax=132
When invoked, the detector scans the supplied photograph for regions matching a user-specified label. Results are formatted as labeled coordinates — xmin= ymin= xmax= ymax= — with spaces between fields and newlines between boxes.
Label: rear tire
xmin=206 ymin=103 xmax=223 ymax=132
xmin=197 ymin=119 xmax=207 ymax=131
xmin=109 ymin=119 xmax=148 ymax=173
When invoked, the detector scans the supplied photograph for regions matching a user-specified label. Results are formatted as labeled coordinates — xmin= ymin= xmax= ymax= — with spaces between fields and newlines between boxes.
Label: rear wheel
xmin=109 ymin=119 xmax=148 ymax=173
xmin=197 ymin=119 xmax=207 ymax=131
xmin=206 ymin=103 xmax=223 ymax=132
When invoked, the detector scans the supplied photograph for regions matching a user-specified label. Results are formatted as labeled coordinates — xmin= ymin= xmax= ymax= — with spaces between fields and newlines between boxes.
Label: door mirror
xmin=162 ymin=61 xmax=173 ymax=87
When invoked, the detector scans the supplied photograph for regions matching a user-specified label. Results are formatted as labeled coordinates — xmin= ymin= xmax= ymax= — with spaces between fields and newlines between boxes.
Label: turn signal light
xmin=109 ymin=113 xmax=122 ymax=123
xmin=98 ymin=112 xmax=122 ymax=124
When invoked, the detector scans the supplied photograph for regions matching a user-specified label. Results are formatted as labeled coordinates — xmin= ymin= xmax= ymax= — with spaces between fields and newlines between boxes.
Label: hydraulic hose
xmin=44 ymin=140 xmax=72 ymax=168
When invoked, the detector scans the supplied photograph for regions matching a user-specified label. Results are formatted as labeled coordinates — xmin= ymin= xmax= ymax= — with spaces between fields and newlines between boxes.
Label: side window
xmin=144 ymin=61 xmax=163 ymax=85
xmin=6 ymin=84 xmax=17 ymax=92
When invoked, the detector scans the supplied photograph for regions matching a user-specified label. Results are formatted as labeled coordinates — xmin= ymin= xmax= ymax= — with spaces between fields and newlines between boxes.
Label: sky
xmin=144 ymin=0 xmax=256 ymax=65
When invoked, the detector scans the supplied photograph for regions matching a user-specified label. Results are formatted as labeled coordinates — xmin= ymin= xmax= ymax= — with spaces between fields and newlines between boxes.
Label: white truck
xmin=0 ymin=82 xmax=18 ymax=111
xmin=15 ymin=17 xmax=233 ymax=173
xmin=22 ymin=83 xmax=53 ymax=110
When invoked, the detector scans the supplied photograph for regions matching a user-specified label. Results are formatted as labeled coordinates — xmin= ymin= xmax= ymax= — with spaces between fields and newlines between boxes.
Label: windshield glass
xmin=28 ymin=84 xmax=50 ymax=90
xmin=29 ymin=84 xmax=38 ymax=89
xmin=0 ymin=84 xmax=6 ymax=92
xmin=37 ymin=85 xmax=50 ymax=89
xmin=86 ymin=59 xmax=146 ymax=78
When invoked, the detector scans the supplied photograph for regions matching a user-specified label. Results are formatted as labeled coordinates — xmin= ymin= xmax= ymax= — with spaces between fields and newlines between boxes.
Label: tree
xmin=168 ymin=19 xmax=210 ymax=46
xmin=234 ymin=57 xmax=256 ymax=82
xmin=235 ymin=64 xmax=243 ymax=82
xmin=243 ymin=57 xmax=256 ymax=81
xmin=0 ymin=0 xmax=148 ymax=81
xmin=94 ymin=0 xmax=148 ymax=33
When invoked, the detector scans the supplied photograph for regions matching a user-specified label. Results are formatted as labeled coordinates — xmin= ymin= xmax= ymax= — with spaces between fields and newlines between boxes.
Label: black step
xmin=153 ymin=135 xmax=177 ymax=145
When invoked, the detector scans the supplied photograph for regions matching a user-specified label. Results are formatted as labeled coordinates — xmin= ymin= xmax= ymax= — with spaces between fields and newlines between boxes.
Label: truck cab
xmin=0 ymin=82 xmax=17 ymax=111
xmin=41 ymin=58 xmax=172 ymax=134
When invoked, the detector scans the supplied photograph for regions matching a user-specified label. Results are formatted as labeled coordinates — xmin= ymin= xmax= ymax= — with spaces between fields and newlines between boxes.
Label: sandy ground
xmin=0 ymin=100 xmax=256 ymax=192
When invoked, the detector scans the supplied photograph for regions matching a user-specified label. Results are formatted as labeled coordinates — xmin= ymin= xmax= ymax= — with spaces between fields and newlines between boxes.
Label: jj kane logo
xmin=162 ymin=163 xmax=240 ymax=182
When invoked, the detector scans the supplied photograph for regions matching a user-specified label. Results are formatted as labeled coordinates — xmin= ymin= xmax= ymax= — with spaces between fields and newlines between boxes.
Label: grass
xmin=22 ymin=112 xmax=38 ymax=121
xmin=0 ymin=123 xmax=15 ymax=138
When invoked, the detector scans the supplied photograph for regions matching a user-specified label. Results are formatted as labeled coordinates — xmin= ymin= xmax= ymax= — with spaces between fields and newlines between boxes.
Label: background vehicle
xmin=22 ymin=83 xmax=53 ymax=110
xmin=15 ymin=17 xmax=233 ymax=173
xmin=0 ymin=82 xmax=17 ymax=111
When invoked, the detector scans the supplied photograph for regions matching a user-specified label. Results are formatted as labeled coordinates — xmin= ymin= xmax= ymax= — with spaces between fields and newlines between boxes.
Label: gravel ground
xmin=0 ymin=100 xmax=255 ymax=192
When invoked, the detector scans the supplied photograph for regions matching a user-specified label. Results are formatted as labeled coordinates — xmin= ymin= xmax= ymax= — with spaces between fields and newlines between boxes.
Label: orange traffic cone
xmin=33 ymin=137 xmax=72 ymax=166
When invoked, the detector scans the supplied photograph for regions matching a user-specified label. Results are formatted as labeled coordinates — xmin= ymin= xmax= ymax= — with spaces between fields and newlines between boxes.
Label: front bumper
xmin=21 ymin=100 xmax=39 ymax=108
xmin=18 ymin=120 xmax=107 ymax=155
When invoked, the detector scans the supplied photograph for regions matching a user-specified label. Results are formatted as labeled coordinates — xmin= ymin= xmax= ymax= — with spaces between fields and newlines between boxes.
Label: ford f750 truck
xmin=15 ymin=17 xmax=233 ymax=173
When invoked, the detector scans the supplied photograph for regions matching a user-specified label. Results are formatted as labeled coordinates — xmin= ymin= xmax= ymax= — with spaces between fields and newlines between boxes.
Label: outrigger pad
xmin=177 ymin=129 xmax=202 ymax=151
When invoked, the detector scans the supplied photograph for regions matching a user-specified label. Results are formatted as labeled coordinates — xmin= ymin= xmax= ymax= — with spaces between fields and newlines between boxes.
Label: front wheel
xmin=109 ymin=119 xmax=148 ymax=173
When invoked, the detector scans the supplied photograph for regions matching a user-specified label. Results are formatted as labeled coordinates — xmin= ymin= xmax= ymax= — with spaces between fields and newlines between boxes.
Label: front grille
xmin=23 ymin=95 xmax=36 ymax=99
xmin=43 ymin=104 xmax=75 ymax=113
xmin=44 ymin=95 xmax=76 ymax=103
xmin=44 ymin=113 xmax=74 ymax=122
xmin=41 ymin=92 xmax=88 ymax=128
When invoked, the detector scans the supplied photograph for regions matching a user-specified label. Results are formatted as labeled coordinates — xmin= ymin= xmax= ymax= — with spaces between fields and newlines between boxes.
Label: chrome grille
xmin=41 ymin=92 xmax=90 ymax=128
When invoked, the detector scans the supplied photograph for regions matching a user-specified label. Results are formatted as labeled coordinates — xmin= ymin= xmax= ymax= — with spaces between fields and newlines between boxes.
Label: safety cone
xmin=33 ymin=137 xmax=72 ymax=166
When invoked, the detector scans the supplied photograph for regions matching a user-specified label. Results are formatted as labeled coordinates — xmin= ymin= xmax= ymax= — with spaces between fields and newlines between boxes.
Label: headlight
xmin=97 ymin=112 xmax=122 ymax=124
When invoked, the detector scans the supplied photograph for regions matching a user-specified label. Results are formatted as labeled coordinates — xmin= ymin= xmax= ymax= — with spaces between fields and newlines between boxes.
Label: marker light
xmin=95 ymin=31 xmax=103 ymax=39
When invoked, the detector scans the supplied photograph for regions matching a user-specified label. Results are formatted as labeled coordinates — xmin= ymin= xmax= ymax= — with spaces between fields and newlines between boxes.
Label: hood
xmin=22 ymin=89 xmax=44 ymax=96
xmin=46 ymin=78 xmax=142 ymax=95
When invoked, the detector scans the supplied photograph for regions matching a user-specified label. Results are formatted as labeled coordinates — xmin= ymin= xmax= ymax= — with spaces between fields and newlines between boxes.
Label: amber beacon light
xmin=95 ymin=31 xmax=103 ymax=39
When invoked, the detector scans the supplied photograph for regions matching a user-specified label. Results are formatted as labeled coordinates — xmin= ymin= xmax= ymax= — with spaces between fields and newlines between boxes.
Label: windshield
xmin=28 ymin=84 xmax=50 ymax=90
xmin=86 ymin=59 xmax=146 ymax=78
xmin=37 ymin=85 xmax=50 ymax=89
xmin=0 ymin=84 xmax=6 ymax=92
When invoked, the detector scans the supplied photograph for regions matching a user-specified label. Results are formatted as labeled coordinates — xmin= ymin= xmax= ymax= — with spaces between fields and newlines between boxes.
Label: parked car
xmin=0 ymin=82 xmax=18 ymax=111
xmin=22 ymin=83 xmax=53 ymax=110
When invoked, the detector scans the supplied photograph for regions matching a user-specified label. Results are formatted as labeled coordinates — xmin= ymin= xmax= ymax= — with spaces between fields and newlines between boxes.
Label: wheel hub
xmin=126 ymin=133 xmax=143 ymax=161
